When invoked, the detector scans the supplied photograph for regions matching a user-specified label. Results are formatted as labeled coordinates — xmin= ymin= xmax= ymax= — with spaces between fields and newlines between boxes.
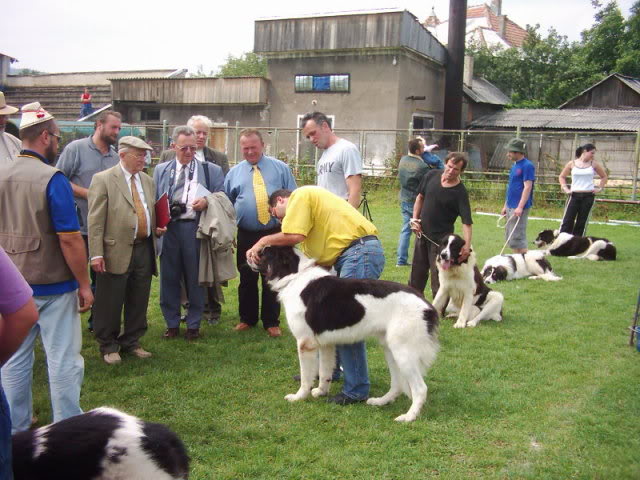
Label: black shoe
xmin=327 ymin=392 xmax=366 ymax=405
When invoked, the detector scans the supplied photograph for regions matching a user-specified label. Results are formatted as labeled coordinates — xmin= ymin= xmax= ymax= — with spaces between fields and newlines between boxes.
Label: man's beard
xmin=45 ymin=142 xmax=58 ymax=164
xmin=100 ymin=131 xmax=117 ymax=146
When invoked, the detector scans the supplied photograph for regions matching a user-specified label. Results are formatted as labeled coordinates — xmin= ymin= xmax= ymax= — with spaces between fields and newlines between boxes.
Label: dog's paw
xmin=285 ymin=393 xmax=306 ymax=402
xmin=311 ymin=387 xmax=328 ymax=398
xmin=366 ymin=397 xmax=387 ymax=406
xmin=394 ymin=413 xmax=417 ymax=422
xmin=453 ymin=321 xmax=466 ymax=328
xmin=466 ymin=321 xmax=479 ymax=327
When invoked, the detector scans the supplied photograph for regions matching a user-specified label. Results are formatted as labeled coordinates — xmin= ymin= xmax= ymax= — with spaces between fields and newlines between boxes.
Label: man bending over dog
xmin=246 ymin=186 xmax=385 ymax=406
xmin=409 ymin=152 xmax=473 ymax=299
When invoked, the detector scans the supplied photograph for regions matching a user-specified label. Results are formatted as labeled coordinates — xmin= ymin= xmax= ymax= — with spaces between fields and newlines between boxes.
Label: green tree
xmin=580 ymin=1 xmax=626 ymax=74
xmin=615 ymin=0 xmax=640 ymax=76
xmin=216 ymin=52 xmax=267 ymax=77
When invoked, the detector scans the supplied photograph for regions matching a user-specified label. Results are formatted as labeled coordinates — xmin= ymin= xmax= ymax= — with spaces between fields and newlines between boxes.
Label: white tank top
xmin=570 ymin=163 xmax=595 ymax=192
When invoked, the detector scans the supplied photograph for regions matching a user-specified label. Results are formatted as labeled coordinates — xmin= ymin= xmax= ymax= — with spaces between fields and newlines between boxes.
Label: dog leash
xmin=497 ymin=214 xmax=521 ymax=255
xmin=410 ymin=219 xmax=440 ymax=247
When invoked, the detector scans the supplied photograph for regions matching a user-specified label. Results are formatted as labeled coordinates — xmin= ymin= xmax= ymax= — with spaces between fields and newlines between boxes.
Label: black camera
xmin=170 ymin=202 xmax=187 ymax=219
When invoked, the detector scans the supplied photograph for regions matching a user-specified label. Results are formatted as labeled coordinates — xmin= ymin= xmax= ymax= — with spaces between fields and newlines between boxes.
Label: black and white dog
xmin=433 ymin=235 xmax=504 ymax=328
xmin=534 ymin=229 xmax=617 ymax=261
xmin=481 ymin=250 xmax=562 ymax=283
xmin=12 ymin=407 xmax=189 ymax=480
xmin=250 ymin=246 xmax=439 ymax=423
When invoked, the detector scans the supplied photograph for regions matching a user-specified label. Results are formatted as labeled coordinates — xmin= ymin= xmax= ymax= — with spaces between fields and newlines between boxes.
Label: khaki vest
xmin=0 ymin=154 xmax=74 ymax=285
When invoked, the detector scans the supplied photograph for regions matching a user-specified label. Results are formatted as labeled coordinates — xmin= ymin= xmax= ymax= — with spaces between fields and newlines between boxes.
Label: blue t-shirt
xmin=224 ymin=155 xmax=297 ymax=231
xmin=31 ymin=169 xmax=80 ymax=296
xmin=506 ymin=158 xmax=535 ymax=209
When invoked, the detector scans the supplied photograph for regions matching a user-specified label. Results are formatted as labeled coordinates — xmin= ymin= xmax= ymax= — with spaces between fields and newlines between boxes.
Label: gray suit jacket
xmin=159 ymin=146 xmax=229 ymax=176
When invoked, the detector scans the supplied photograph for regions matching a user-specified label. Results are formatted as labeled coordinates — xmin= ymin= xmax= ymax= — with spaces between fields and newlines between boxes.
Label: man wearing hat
xmin=0 ymin=102 xmax=92 ymax=432
xmin=88 ymin=136 xmax=164 ymax=364
xmin=501 ymin=138 xmax=535 ymax=253
xmin=0 ymin=92 xmax=21 ymax=164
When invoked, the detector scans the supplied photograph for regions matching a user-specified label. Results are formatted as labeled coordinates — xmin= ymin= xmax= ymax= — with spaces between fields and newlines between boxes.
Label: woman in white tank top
xmin=558 ymin=143 xmax=608 ymax=236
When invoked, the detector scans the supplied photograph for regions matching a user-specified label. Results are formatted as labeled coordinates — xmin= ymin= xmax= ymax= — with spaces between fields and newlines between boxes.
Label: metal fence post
xmin=460 ymin=130 xmax=466 ymax=152
xmin=633 ymin=128 xmax=640 ymax=201
xmin=161 ymin=120 xmax=168 ymax=150
xmin=234 ymin=121 xmax=240 ymax=164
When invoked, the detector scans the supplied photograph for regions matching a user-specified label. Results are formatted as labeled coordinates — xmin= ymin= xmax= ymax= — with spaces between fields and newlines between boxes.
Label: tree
xmin=615 ymin=0 xmax=640 ymax=76
xmin=216 ymin=52 xmax=267 ymax=77
xmin=580 ymin=0 xmax=626 ymax=74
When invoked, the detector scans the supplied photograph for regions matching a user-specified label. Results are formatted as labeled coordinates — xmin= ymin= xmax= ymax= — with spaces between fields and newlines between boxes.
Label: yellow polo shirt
xmin=281 ymin=186 xmax=378 ymax=266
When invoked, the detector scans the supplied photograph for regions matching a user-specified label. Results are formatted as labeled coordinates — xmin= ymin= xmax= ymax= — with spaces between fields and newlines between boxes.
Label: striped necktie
xmin=173 ymin=165 xmax=186 ymax=203
xmin=131 ymin=176 xmax=148 ymax=240
xmin=253 ymin=165 xmax=270 ymax=225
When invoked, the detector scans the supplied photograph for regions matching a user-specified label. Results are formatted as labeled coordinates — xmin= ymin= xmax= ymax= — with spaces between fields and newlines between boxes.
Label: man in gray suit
xmin=154 ymin=126 xmax=224 ymax=341
xmin=88 ymin=136 xmax=162 ymax=364
xmin=159 ymin=115 xmax=229 ymax=175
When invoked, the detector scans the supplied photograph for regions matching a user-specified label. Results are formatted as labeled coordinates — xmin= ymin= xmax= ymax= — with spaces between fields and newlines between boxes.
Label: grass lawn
xmin=30 ymin=191 xmax=640 ymax=479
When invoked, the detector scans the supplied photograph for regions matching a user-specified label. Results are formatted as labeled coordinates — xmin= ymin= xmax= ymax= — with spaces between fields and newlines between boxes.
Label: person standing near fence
xmin=501 ymin=138 xmax=535 ymax=254
xmin=558 ymin=143 xmax=607 ymax=236
xmin=396 ymin=138 xmax=430 ymax=267
xmin=80 ymin=87 xmax=93 ymax=118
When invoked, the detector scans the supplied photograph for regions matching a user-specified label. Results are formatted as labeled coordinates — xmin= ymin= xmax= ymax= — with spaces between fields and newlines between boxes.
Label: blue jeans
xmin=396 ymin=201 xmax=414 ymax=265
xmin=0 ymin=381 xmax=12 ymax=480
xmin=334 ymin=237 xmax=386 ymax=400
xmin=1 ymin=291 xmax=84 ymax=433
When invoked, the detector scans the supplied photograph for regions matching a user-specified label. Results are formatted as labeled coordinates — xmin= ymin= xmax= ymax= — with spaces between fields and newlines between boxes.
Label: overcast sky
xmin=1 ymin=0 xmax=635 ymax=74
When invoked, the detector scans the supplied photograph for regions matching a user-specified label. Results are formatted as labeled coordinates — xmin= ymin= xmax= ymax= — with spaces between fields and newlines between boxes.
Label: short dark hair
xmin=239 ymin=128 xmax=263 ymax=143
xmin=408 ymin=139 xmax=423 ymax=155
xmin=19 ymin=119 xmax=55 ymax=142
xmin=268 ymin=189 xmax=293 ymax=207
xmin=444 ymin=152 xmax=468 ymax=171
xmin=301 ymin=111 xmax=331 ymax=130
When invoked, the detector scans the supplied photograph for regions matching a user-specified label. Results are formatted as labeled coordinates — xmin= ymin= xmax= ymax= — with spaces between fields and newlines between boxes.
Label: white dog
xmin=481 ymin=250 xmax=562 ymax=283
xmin=250 ymin=246 xmax=440 ymax=422
xmin=432 ymin=234 xmax=504 ymax=328
xmin=12 ymin=407 xmax=189 ymax=480
xmin=534 ymin=229 xmax=616 ymax=261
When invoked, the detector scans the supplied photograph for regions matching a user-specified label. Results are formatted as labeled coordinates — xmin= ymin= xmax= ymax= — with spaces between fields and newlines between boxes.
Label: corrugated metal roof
xmin=618 ymin=75 xmax=640 ymax=96
xmin=464 ymin=77 xmax=511 ymax=105
xmin=469 ymin=109 xmax=640 ymax=132
xmin=558 ymin=73 xmax=640 ymax=108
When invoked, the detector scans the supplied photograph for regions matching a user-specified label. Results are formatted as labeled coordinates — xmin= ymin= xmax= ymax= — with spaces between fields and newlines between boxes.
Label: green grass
xmin=30 ymin=192 xmax=640 ymax=479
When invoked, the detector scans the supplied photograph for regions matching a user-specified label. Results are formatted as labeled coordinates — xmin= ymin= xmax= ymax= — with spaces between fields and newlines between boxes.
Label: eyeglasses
xmin=126 ymin=152 xmax=147 ymax=160
xmin=48 ymin=131 xmax=61 ymax=141
xmin=176 ymin=145 xmax=197 ymax=153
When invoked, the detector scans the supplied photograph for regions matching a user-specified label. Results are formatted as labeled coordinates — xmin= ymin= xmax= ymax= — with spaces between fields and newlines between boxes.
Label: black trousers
xmin=560 ymin=192 xmax=595 ymax=236
xmin=409 ymin=234 xmax=443 ymax=300
xmin=236 ymin=227 xmax=281 ymax=328
xmin=93 ymin=238 xmax=154 ymax=354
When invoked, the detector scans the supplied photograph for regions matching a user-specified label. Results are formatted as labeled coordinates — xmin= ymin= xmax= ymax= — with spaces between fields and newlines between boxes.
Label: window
xmin=295 ymin=74 xmax=350 ymax=93
xmin=141 ymin=109 xmax=160 ymax=121
xmin=412 ymin=114 xmax=434 ymax=130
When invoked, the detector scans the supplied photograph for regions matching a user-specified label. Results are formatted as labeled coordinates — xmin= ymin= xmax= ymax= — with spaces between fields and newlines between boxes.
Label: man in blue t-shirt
xmin=501 ymin=138 xmax=535 ymax=253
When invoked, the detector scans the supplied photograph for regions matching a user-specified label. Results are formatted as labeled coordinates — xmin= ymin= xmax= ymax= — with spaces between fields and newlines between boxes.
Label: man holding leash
xmin=246 ymin=186 xmax=385 ymax=405
xmin=409 ymin=152 xmax=473 ymax=299
xmin=501 ymin=138 xmax=535 ymax=254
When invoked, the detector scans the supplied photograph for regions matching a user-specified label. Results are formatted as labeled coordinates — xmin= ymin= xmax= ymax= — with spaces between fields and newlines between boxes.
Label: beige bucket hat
xmin=0 ymin=92 xmax=18 ymax=115
xmin=19 ymin=102 xmax=54 ymax=130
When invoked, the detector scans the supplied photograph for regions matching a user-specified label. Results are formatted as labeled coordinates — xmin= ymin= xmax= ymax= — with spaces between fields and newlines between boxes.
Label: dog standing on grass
xmin=250 ymin=246 xmax=440 ymax=422
xmin=433 ymin=234 xmax=504 ymax=328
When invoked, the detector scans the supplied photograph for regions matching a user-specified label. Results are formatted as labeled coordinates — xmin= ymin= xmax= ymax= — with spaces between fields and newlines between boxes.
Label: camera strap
xmin=167 ymin=159 xmax=196 ymax=202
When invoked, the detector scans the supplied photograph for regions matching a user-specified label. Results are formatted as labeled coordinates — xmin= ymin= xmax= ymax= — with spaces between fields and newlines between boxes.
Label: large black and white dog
xmin=250 ymin=246 xmax=439 ymax=423
xmin=433 ymin=235 xmax=504 ymax=328
xmin=534 ymin=229 xmax=616 ymax=261
xmin=12 ymin=408 xmax=189 ymax=480
xmin=481 ymin=250 xmax=562 ymax=284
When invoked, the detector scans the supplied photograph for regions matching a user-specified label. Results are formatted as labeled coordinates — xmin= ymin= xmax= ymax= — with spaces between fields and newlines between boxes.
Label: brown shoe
xmin=234 ymin=322 xmax=252 ymax=331
xmin=103 ymin=352 xmax=122 ymax=365
xmin=130 ymin=347 xmax=152 ymax=358
xmin=185 ymin=328 xmax=201 ymax=341
xmin=163 ymin=327 xmax=179 ymax=338
xmin=267 ymin=326 xmax=282 ymax=337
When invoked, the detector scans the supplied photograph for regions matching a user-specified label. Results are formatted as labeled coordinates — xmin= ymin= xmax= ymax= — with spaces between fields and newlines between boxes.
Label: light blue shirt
xmin=224 ymin=155 xmax=297 ymax=231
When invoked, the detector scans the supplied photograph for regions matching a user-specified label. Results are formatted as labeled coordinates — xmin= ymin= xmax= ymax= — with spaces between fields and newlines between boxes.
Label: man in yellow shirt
xmin=246 ymin=186 xmax=385 ymax=405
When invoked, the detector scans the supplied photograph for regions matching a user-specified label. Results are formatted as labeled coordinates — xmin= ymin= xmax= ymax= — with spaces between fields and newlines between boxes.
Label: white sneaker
xmin=131 ymin=347 xmax=152 ymax=358
xmin=103 ymin=352 xmax=122 ymax=365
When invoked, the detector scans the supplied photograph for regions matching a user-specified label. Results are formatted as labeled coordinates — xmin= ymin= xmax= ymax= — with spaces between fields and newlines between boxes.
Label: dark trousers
xmin=236 ymin=227 xmax=281 ymax=328
xmin=93 ymin=239 xmax=153 ymax=355
xmin=409 ymin=234 xmax=443 ymax=299
xmin=160 ymin=220 xmax=204 ymax=329
xmin=82 ymin=235 xmax=97 ymax=326
xmin=560 ymin=192 xmax=595 ymax=236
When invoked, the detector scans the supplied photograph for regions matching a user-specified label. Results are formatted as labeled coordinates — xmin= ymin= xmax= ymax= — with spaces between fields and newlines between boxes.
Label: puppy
xmin=482 ymin=250 xmax=562 ymax=283
xmin=250 ymin=246 xmax=439 ymax=423
xmin=432 ymin=234 xmax=504 ymax=328
xmin=534 ymin=229 xmax=616 ymax=261
xmin=12 ymin=408 xmax=189 ymax=480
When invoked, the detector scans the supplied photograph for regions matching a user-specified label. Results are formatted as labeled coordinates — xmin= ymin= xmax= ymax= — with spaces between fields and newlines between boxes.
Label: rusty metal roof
xmin=469 ymin=108 xmax=640 ymax=132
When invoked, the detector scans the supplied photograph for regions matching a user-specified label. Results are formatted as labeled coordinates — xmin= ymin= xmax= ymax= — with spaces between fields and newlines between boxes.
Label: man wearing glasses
xmin=0 ymin=102 xmax=92 ymax=432
xmin=87 ymin=137 xmax=163 ymax=364
xmin=56 ymin=110 xmax=122 ymax=331
xmin=154 ymin=126 xmax=224 ymax=341
xmin=224 ymin=129 xmax=297 ymax=338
